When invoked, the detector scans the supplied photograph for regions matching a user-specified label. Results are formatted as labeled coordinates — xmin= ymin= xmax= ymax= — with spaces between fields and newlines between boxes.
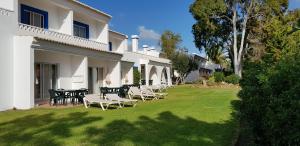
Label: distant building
xmin=185 ymin=53 xmax=221 ymax=83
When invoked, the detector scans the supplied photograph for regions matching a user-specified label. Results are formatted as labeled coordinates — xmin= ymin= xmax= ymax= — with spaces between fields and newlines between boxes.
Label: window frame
xmin=20 ymin=4 xmax=48 ymax=29
xmin=73 ymin=21 xmax=89 ymax=39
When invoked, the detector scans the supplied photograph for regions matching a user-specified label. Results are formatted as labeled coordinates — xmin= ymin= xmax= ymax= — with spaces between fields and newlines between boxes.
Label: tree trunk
xmin=232 ymin=5 xmax=239 ymax=76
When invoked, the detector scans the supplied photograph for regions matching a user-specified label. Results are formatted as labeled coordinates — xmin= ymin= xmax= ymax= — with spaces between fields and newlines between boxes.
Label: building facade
xmin=0 ymin=0 xmax=171 ymax=111
xmin=185 ymin=54 xmax=221 ymax=83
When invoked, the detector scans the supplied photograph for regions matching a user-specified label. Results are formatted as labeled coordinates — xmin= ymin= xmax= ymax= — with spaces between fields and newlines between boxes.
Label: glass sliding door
xmin=35 ymin=63 xmax=58 ymax=100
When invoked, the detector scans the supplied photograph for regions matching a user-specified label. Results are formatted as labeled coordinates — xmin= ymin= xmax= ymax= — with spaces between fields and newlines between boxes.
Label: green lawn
xmin=0 ymin=85 xmax=239 ymax=146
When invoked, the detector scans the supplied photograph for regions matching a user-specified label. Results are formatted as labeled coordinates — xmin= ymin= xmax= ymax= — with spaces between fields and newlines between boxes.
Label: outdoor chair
xmin=128 ymin=87 xmax=157 ymax=101
xmin=105 ymin=94 xmax=137 ymax=107
xmin=148 ymin=85 xmax=168 ymax=98
xmin=83 ymin=94 xmax=121 ymax=111
xmin=48 ymin=89 xmax=64 ymax=106
xmin=128 ymin=87 xmax=145 ymax=101
xmin=140 ymin=86 xmax=159 ymax=100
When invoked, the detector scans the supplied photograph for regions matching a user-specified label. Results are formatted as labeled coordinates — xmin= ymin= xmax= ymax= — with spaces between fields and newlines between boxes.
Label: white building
xmin=0 ymin=0 xmax=171 ymax=111
xmin=185 ymin=54 xmax=221 ymax=83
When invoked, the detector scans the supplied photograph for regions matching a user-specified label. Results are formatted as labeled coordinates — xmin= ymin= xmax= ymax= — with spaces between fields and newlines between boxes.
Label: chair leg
xmin=99 ymin=102 xmax=105 ymax=111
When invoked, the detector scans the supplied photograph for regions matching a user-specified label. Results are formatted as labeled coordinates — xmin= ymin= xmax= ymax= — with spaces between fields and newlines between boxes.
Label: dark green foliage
xmin=238 ymin=12 xmax=300 ymax=145
xmin=224 ymin=74 xmax=240 ymax=85
xmin=160 ymin=30 xmax=182 ymax=60
xmin=213 ymin=72 xmax=225 ymax=83
xmin=133 ymin=67 xmax=140 ymax=85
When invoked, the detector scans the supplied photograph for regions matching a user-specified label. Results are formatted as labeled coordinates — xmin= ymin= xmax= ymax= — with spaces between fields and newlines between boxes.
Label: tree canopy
xmin=160 ymin=30 xmax=182 ymax=59
xmin=190 ymin=0 xmax=289 ymax=77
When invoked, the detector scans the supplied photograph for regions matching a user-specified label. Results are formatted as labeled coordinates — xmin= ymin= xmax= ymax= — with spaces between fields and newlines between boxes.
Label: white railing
xmin=0 ymin=7 xmax=12 ymax=16
xmin=18 ymin=23 xmax=108 ymax=52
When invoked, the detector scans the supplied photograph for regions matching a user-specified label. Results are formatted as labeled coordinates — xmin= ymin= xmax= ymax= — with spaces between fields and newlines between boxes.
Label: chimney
xmin=142 ymin=45 xmax=149 ymax=52
xmin=131 ymin=35 xmax=139 ymax=52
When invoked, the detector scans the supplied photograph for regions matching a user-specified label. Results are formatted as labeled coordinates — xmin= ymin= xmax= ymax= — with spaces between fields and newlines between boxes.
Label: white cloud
xmin=138 ymin=26 xmax=161 ymax=41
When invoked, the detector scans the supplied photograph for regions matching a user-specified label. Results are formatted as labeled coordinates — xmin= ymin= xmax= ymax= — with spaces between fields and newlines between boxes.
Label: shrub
xmin=207 ymin=76 xmax=215 ymax=86
xmin=213 ymin=72 xmax=225 ymax=82
xmin=225 ymin=74 xmax=240 ymax=84
xmin=238 ymin=33 xmax=300 ymax=145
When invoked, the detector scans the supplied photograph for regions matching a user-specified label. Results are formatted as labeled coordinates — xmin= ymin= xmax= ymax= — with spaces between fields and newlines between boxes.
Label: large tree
xmin=190 ymin=0 xmax=288 ymax=77
xmin=160 ymin=30 xmax=182 ymax=59
xmin=172 ymin=52 xmax=198 ymax=84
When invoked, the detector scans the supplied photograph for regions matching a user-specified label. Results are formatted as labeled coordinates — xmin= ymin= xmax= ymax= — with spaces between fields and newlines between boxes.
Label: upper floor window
xmin=74 ymin=21 xmax=89 ymax=39
xmin=21 ymin=4 xmax=48 ymax=29
xmin=109 ymin=42 xmax=113 ymax=51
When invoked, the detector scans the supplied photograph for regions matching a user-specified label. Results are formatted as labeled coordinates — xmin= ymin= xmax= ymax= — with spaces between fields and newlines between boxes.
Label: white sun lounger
xmin=140 ymin=86 xmax=159 ymax=100
xmin=128 ymin=87 xmax=146 ymax=101
xmin=83 ymin=94 xmax=121 ymax=111
xmin=143 ymin=86 xmax=168 ymax=99
xmin=105 ymin=94 xmax=138 ymax=107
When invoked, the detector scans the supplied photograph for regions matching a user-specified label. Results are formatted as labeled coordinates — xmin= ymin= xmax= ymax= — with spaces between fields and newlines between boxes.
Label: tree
xmin=172 ymin=52 xmax=198 ymax=84
xmin=160 ymin=30 xmax=182 ymax=59
xmin=238 ymin=10 xmax=300 ymax=145
xmin=190 ymin=0 xmax=288 ymax=77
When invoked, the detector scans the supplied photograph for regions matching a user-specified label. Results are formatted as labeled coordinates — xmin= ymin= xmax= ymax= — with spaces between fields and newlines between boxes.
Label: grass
xmin=0 ymin=85 xmax=239 ymax=146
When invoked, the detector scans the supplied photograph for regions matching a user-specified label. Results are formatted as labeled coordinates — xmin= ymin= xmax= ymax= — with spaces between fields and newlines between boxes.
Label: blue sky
xmin=79 ymin=0 xmax=300 ymax=55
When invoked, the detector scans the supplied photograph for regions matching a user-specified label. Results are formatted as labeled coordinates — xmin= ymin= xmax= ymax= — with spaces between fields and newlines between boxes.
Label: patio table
xmin=54 ymin=89 xmax=88 ymax=105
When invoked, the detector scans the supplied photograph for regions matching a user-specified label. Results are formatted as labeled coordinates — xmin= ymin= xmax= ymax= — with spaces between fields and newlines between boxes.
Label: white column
xmin=60 ymin=10 xmax=73 ymax=35
xmin=111 ymin=61 xmax=121 ymax=87
xmin=157 ymin=66 xmax=163 ymax=85
xmin=0 ymin=6 xmax=16 ymax=111
xmin=146 ymin=64 xmax=150 ymax=86
xmin=92 ymin=68 xmax=98 ymax=94
xmin=166 ymin=67 xmax=172 ymax=86
xmin=83 ymin=56 xmax=88 ymax=88
xmin=13 ymin=36 xmax=35 ymax=109
xmin=128 ymin=66 xmax=133 ymax=84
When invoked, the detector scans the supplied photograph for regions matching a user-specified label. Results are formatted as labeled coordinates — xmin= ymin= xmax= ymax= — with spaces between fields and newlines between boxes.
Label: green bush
xmin=213 ymin=72 xmax=225 ymax=82
xmin=238 ymin=27 xmax=300 ymax=145
xmin=225 ymin=74 xmax=240 ymax=84
xmin=207 ymin=76 xmax=215 ymax=86
xmin=133 ymin=67 xmax=140 ymax=85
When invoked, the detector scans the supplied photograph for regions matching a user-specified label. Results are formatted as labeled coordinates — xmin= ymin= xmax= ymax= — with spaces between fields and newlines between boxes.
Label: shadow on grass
xmin=0 ymin=108 xmax=238 ymax=146
xmin=84 ymin=111 xmax=237 ymax=146
xmin=0 ymin=112 xmax=103 ymax=146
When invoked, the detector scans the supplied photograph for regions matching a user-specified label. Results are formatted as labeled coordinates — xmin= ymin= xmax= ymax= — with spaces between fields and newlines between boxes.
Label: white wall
xmin=109 ymin=32 xmax=127 ymax=53
xmin=0 ymin=0 xmax=14 ymax=11
xmin=74 ymin=12 xmax=108 ymax=43
xmin=35 ymin=50 xmax=87 ymax=90
xmin=19 ymin=0 xmax=70 ymax=34
xmin=121 ymin=62 xmax=134 ymax=85
xmin=185 ymin=70 xmax=200 ymax=83
xmin=71 ymin=56 xmax=88 ymax=89
xmin=88 ymin=58 xmax=121 ymax=87
xmin=0 ymin=4 xmax=17 ymax=111
xmin=13 ymin=36 xmax=35 ymax=109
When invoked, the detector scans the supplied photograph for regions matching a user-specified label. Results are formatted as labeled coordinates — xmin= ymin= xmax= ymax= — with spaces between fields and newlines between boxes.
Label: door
xmin=35 ymin=63 xmax=58 ymax=100
xmin=95 ymin=68 xmax=104 ymax=94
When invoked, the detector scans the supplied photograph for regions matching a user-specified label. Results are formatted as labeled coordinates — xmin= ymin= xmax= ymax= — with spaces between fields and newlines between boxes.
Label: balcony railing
xmin=18 ymin=23 xmax=108 ymax=52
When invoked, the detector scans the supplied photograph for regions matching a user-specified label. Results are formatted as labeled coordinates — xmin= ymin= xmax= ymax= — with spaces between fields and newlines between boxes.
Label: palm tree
xmin=205 ymin=46 xmax=230 ymax=70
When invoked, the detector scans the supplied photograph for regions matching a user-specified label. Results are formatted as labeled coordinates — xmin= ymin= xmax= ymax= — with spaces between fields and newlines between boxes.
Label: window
xmin=21 ymin=4 xmax=48 ymax=29
xmin=109 ymin=42 xmax=112 ymax=51
xmin=74 ymin=21 xmax=89 ymax=39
